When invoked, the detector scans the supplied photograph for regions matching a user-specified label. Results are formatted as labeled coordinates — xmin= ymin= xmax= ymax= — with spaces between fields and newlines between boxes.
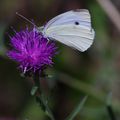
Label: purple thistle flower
xmin=7 ymin=27 xmax=57 ymax=73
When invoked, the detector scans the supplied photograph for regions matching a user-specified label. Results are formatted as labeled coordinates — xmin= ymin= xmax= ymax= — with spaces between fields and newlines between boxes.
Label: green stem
xmin=106 ymin=93 xmax=117 ymax=120
xmin=33 ymin=71 xmax=55 ymax=120
xmin=107 ymin=105 xmax=117 ymax=120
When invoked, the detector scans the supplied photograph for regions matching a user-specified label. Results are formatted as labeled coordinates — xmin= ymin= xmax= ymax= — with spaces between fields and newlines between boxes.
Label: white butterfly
xmin=39 ymin=9 xmax=95 ymax=52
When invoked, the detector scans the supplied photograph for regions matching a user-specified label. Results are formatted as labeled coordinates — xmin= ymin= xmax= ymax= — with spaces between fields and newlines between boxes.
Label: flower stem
xmin=33 ymin=71 xmax=55 ymax=120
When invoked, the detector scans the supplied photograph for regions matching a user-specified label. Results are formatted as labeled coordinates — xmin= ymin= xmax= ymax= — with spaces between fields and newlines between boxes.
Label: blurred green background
xmin=0 ymin=0 xmax=120 ymax=120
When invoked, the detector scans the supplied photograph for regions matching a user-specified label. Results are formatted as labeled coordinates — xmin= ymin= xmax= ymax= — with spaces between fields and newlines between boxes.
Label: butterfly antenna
xmin=16 ymin=12 xmax=37 ymax=28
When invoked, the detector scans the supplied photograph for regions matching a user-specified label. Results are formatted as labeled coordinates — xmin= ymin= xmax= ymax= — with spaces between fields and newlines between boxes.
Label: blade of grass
xmin=96 ymin=0 xmax=120 ymax=32
xmin=106 ymin=92 xmax=117 ymax=120
xmin=58 ymin=72 xmax=105 ymax=103
xmin=65 ymin=96 xmax=88 ymax=120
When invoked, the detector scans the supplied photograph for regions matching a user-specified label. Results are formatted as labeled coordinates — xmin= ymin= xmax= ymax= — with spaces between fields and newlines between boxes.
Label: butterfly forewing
xmin=42 ymin=9 xmax=95 ymax=52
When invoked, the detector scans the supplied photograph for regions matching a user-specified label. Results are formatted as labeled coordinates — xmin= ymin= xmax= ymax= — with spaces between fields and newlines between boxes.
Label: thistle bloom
xmin=7 ymin=27 xmax=57 ymax=73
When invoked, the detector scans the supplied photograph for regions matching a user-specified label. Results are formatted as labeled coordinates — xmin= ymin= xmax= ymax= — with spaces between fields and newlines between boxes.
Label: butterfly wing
xmin=42 ymin=9 xmax=95 ymax=52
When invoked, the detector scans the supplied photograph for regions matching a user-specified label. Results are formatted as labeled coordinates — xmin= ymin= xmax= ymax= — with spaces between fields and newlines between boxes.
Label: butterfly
xmin=38 ymin=9 xmax=95 ymax=52
xmin=16 ymin=9 xmax=95 ymax=52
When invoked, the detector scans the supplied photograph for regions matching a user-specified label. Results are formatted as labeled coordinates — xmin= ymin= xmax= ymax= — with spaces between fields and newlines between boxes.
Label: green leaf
xmin=30 ymin=86 xmax=38 ymax=96
xmin=65 ymin=96 xmax=88 ymax=120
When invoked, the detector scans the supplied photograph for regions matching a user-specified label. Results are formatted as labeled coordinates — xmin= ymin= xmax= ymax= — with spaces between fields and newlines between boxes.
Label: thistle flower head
xmin=7 ymin=27 xmax=57 ymax=73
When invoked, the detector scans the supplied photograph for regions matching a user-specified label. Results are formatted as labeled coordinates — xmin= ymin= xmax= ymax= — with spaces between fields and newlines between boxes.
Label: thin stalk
xmin=107 ymin=105 xmax=117 ymax=120
xmin=106 ymin=93 xmax=117 ymax=120
xmin=33 ymin=71 xmax=55 ymax=120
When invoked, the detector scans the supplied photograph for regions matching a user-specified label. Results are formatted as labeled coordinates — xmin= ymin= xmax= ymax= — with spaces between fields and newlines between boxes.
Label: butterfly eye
xmin=75 ymin=21 xmax=79 ymax=25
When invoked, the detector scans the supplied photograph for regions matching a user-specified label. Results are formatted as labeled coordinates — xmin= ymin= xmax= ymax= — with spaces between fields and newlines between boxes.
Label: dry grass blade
xmin=96 ymin=0 xmax=120 ymax=32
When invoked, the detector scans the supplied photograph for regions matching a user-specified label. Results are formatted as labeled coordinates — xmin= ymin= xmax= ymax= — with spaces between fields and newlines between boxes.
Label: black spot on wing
xmin=75 ymin=21 xmax=79 ymax=25
xmin=73 ymin=9 xmax=81 ymax=12
xmin=72 ymin=9 xmax=89 ymax=13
